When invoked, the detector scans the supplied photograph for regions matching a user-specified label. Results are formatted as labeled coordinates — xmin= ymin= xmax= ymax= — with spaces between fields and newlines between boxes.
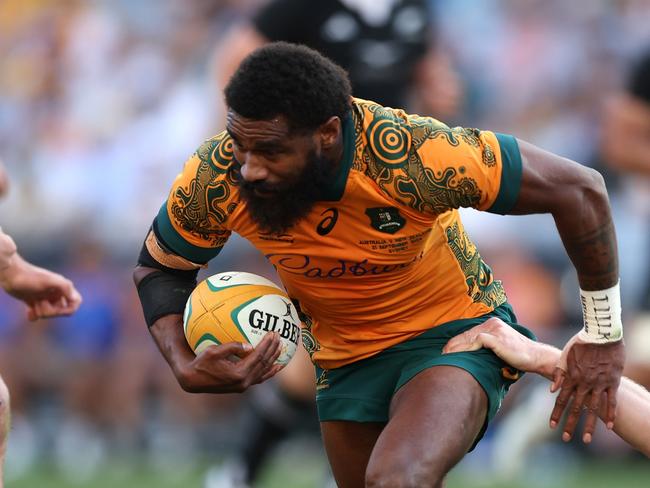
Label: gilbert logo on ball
xmin=183 ymin=271 xmax=301 ymax=365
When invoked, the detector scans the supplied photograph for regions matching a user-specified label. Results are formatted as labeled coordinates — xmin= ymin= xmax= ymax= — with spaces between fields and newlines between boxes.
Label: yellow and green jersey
xmin=153 ymin=98 xmax=523 ymax=369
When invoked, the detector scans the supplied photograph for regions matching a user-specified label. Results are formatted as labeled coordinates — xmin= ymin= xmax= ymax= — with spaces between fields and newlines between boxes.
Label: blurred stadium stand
xmin=0 ymin=0 xmax=649 ymax=486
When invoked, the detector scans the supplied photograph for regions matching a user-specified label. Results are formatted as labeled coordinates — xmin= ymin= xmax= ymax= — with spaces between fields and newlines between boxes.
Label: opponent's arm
xmin=0 ymin=228 xmax=82 ymax=320
xmin=508 ymin=140 xmax=625 ymax=443
xmin=0 ymin=228 xmax=17 ymax=271
xmin=133 ymin=229 xmax=282 ymax=394
xmin=443 ymin=320 xmax=650 ymax=457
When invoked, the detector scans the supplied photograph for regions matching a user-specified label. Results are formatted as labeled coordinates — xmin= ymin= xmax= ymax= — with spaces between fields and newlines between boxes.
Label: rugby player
xmin=134 ymin=43 xmax=625 ymax=487
xmin=207 ymin=2 xmax=460 ymax=483
xmin=443 ymin=319 xmax=650 ymax=457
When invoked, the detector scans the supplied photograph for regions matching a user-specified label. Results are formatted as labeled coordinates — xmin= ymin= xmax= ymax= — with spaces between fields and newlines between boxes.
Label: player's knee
xmin=365 ymin=458 xmax=444 ymax=488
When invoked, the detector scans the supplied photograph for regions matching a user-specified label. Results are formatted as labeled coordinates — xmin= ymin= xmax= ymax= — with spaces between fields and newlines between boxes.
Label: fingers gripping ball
xmin=183 ymin=271 xmax=301 ymax=365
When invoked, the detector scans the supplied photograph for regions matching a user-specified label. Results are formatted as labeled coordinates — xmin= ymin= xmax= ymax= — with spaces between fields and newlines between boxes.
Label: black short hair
xmin=224 ymin=42 xmax=352 ymax=132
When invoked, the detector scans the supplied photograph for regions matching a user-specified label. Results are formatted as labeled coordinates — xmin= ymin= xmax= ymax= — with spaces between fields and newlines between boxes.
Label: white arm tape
xmin=577 ymin=280 xmax=623 ymax=344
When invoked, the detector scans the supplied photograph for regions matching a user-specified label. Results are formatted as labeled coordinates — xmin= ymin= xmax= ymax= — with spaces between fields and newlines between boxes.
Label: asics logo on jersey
xmin=316 ymin=208 xmax=339 ymax=236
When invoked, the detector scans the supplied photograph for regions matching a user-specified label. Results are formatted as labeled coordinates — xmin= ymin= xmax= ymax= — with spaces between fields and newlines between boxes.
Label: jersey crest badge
xmin=365 ymin=207 xmax=405 ymax=234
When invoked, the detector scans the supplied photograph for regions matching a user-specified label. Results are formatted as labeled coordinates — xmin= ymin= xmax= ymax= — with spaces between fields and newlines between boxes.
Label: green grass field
xmin=9 ymin=457 xmax=650 ymax=488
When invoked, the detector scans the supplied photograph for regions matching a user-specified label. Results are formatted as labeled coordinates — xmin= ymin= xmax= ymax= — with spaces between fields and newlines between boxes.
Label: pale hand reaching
xmin=442 ymin=317 xmax=552 ymax=376
xmin=0 ymin=254 xmax=82 ymax=320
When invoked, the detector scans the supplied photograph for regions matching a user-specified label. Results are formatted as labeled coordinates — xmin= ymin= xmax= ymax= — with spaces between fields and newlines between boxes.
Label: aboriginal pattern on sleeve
xmin=169 ymin=133 xmax=239 ymax=248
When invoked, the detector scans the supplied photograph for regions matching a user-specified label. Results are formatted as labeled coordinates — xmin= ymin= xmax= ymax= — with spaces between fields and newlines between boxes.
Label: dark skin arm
xmin=511 ymin=140 xmax=625 ymax=443
xmin=134 ymin=266 xmax=282 ymax=394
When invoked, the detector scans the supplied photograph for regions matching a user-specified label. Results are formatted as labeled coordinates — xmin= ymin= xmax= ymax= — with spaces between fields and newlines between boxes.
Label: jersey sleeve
xmin=411 ymin=115 xmax=522 ymax=214
xmin=362 ymin=105 xmax=523 ymax=215
xmin=154 ymin=133 xmax=237 ymax=265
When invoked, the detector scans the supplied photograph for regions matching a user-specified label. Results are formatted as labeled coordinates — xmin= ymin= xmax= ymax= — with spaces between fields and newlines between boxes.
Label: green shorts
xmin=315 ymin=304 xmax=535 ymax=447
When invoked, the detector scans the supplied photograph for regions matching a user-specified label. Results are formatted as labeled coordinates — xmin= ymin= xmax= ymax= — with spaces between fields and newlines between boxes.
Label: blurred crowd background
xmin=0 ymin=0 xmax=649 ymax=486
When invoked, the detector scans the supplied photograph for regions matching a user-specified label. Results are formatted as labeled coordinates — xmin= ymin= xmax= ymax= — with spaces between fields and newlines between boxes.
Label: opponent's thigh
xmin=366 ymin=366 xmax=487 ymax=488
xmin=321 ymin=420 xmax=384 ymax=488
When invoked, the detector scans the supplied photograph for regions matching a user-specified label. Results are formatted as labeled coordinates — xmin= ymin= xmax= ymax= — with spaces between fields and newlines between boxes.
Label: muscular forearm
xmin=149 ymin=314 xmax=196 ymax=382
xmin=514 ymin=141 xmax=619 ymax=291
xmin=552 ymin=178 xmax=618 ymax=291
xmin=134 ymin=264 xmax=196 ymax=384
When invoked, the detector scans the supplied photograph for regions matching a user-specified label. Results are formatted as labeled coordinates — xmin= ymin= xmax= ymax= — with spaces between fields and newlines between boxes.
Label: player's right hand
xmin=177 ymin=332 xmax=283 ymax=394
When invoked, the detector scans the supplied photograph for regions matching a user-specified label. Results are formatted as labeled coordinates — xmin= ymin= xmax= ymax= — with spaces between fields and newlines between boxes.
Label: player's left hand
xmin=549 ymin=334 xmax=625 ymax=444
xmin=1 ymin=255 xmax=82 ymax=320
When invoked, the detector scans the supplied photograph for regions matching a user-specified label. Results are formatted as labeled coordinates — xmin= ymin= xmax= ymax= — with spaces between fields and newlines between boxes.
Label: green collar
xmin=320 ymin=113 xmax=355 ymax=202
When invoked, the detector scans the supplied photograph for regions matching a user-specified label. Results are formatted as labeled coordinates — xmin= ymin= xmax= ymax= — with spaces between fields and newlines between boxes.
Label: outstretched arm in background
xmin=443 ymin=319 xmax=650 ymax=457
xmin=0 ymin=228 xmax=81 ymax=320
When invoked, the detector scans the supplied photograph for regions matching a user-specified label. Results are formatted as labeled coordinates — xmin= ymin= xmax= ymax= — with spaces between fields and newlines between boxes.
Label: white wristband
xmin=577 ymin=281 xmax=623 ymax=344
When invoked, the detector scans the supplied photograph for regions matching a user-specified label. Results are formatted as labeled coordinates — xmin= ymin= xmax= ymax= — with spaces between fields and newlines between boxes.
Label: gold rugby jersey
xmin=154 ymin=98 xmax=523 ymax=369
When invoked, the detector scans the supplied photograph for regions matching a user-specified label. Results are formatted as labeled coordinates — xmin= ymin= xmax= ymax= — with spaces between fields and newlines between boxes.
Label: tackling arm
xmin=443 ymin=320 xmax=650 ymax=458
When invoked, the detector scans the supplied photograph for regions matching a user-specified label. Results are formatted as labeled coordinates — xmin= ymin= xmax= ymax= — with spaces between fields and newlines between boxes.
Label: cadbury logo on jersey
xmin=266 ymin=252 xmax=425 ymax=279
xmin=365 ymin=207 xmax=405 ymax=234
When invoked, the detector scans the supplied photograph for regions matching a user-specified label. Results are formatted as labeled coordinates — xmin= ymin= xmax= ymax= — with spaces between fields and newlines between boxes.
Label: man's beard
xmin=236 ymin=150 xmax=335 ymax=235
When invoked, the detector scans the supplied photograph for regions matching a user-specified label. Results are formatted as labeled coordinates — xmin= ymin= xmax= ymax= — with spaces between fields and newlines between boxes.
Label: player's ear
xmin=316 ymin=116 xmax=341 ymax=150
